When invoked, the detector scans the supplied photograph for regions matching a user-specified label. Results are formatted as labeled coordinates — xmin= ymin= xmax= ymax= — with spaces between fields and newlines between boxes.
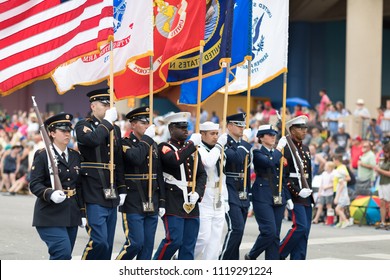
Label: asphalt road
xmin=1 ymin=193 xmax=390 ymax=260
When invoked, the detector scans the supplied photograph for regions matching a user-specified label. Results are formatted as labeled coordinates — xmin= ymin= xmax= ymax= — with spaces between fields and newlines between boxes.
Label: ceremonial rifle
xmin=32 ymin=96 xmax=63 ymax=191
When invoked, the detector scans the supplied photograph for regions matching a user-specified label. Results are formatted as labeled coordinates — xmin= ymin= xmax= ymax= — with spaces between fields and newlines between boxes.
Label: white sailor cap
xmin=256 ymin=124 xmax=278 ymax=137
xmin=200 ymin=121 xmax=219 ymax=131
xmin=285 ymin=115 xmax=308 ymax=131
xmin=164 ymin=112 xmax=191 ymax=127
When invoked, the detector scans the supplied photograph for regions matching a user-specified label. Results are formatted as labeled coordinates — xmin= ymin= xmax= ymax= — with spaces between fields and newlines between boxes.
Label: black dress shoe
xmin=244 ymin=253 xmax=254 ymax=260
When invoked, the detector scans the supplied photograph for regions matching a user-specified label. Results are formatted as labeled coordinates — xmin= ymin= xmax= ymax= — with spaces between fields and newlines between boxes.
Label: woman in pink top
xmin=319 ymin=89 xmax=331 ymax=117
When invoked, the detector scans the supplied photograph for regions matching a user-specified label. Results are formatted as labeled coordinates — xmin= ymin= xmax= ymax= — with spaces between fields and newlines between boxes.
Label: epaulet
xmin=68 ymin=148 xmax=80 ymax=154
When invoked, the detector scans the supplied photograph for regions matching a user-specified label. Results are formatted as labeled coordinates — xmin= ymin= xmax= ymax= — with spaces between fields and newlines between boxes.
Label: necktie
xmin=61 ymin=152 xmax=67 ymax=162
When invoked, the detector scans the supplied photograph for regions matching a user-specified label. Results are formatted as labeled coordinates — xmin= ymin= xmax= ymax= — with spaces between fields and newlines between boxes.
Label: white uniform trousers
xmin=194 ymin=203 xmax=226 ymax=259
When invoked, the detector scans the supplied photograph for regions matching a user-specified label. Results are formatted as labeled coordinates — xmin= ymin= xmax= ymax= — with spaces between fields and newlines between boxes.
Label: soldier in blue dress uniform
xmin=279 ymin=115 xmax=314 ymax=260
xmin=244 ymin=125 xmax=292 ymax=260
xmin=116 ymin=106 xmax=165 ymax=260
xmin=219 ymin=113 xmax=253 ymax=260
xmin=30 ymin=113 xmax=85 ymax=260
xmin=75 ymin=88 xmax=126 ymax=260
xmin=153 ymin=112 xmax=207 ymax=260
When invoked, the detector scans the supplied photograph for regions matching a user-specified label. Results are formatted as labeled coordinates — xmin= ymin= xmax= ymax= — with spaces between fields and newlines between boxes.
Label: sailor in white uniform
xmin=194 ymin=122 xmax=228 ymax=259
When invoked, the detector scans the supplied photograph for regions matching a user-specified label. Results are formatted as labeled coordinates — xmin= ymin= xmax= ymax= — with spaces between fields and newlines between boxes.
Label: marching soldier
xmin=219 ymin=113 xmax=252 ymax=260
xmin=279 ymin=115 xmax=314 ymax=260
xmin=30 ymin=113 xmax=85 ymax=260
xmin=244 ymin=125 xmax=291 ymax=260
xmin=194 ymin=122 xmax=228 ymax=260
xmin=116 ymin=106 xmax=165 ymax=260
xmin=153 ymin=112 xmax=207 ymax=260
xmin=75 ymin=88 xmax=126 ymax=260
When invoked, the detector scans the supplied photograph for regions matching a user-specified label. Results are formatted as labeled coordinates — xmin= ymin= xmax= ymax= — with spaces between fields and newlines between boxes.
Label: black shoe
xmin=244 ymin=253 xmax=254 ymax=260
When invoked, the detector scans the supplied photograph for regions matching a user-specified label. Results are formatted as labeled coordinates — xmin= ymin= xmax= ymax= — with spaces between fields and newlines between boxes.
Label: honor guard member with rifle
xmin=194 ymin=122 xmax=228 ymax=260
xmin=116 ymin=106 xmax=165 ymax=260
xmin=153 ymin=112 xmax=207 ymax=260
xmin=30 ymin=113 xmax=85 ymax=260
xmin=279 ymin=115 xmax=314 ymax=260
xmin=220 ymin=113 xmax=253 ymax=260
xmin=244 ymin=125 xmax=292 ymax=260
xmin=75 ymin=88 xmax=126 ymax=260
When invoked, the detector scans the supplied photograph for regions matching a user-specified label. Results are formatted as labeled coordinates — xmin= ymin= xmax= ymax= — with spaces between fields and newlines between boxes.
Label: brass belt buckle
xmin=238 ymin=191 xmax=247 ymax=200
xmin=103 ymin=188 xmax=117 ymax=199
xmin=142 ymin=201 xmax=155 ymax=213
xmin=273 ymin=195 xmax=283 ymax=205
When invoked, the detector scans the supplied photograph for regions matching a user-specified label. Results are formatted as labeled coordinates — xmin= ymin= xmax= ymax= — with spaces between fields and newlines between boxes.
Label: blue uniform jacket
xmin=252 ymin=146 xmax=290 ymax=205
xmin=224 ymin=135 xmax=252 ymax=208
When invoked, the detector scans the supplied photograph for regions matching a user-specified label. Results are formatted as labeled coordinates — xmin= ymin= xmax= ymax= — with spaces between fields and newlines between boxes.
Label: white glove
xmin=119 ymin=194 xmax=127 ymax=206
xmin=277 ymin=136 xmax=287 ymax=150
xmin=298 ymin=188 xmax=313 ymax=198
xmin=159 ymin=207 xmax=166 ymax=218
xmin=224 ymin=200 xmax=230 ymax=213
xmin=286 ymin=199 xmax=294 ymax=210
xmin=50 ymin=190 xmax=66 ymax=204
xmin=144 ymin=125 xmax=156 ymax=138
xmin=103 ymin=107 xmax=118 ymax=123
xmin=217 ymin=133 xmax=228 ymax=147
xmin=79 ymin=217 xmax=87 ymax=228
xmin=243 ymin=128 xmax=252 ymax=140
xmin=189 ymin=192 xmax=200 ymax=204
xmin=189 ymin=133 xmax=201 ymax=146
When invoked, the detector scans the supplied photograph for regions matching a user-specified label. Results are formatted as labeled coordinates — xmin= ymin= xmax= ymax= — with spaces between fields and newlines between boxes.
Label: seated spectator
xmin=365 ymin=118 xmax=383 ymax=143
xmin=332 ymin=123 xmax=351 ymax=151
xmin=324 ymin=103 xmax=340 ymax=136
xmin=0 ymin=143 xmax=22 ymax=193
xmin=310 ymin=127 xmax=324 ymax=152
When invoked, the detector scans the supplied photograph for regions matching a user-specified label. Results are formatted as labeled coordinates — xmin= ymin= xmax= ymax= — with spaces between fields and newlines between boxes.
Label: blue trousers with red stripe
xmin=153 ymin=215 xmax=199 ymax=260
xmin=279 ymin=204 xmax=312 ymax=260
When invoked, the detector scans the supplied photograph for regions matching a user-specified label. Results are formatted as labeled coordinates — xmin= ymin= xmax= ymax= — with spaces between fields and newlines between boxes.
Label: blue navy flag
xmin=179 ymin=0 xmax=252 ymax=105
xmin=167 ymin=0 xmax=234 ymax=84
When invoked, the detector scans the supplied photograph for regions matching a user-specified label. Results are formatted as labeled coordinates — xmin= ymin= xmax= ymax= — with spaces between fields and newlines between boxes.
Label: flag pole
xmin=242 ymin=55 xmax=252 ymax=200
xmin=217 ymin=57 xmax=232 ymax=206
xmin=276 ymin=72 xmax=288 ymax=205
xmin=107 ymin=39 xmax=117 ymax=199
xmin=145 ymin=55 xmax=155 ymax=212
xmin=187 ymin=40 xmax=205 ymax=214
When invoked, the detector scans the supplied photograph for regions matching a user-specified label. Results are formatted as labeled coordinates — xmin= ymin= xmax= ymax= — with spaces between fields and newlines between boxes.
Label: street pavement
xmin=1 ymin=193 xmax=390 ymax=260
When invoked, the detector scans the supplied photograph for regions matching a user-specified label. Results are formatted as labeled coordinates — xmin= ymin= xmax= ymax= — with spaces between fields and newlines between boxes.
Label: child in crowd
xmin=312 ymin=161 xmax=335 ymax=224
xmin=333 ymin=154 xmax=351 ymax=228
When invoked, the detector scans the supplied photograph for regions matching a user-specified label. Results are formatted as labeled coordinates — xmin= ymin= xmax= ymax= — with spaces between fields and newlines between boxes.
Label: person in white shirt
xmin=195 ymin=122 xmax=228 ymax=259
xmin=312 ymin=161 xmax=335 ymax=224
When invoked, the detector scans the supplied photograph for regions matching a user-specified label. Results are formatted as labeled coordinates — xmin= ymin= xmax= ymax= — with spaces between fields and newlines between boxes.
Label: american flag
xmin=0 ymin=0 xmax=113 ymax=96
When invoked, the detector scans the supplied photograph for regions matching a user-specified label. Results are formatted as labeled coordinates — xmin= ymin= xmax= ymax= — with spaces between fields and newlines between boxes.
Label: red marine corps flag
xmin=114 ymin=0 xmax=205 ymax=99
xmin=0 ymin=0 xmax=114 ymax=96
